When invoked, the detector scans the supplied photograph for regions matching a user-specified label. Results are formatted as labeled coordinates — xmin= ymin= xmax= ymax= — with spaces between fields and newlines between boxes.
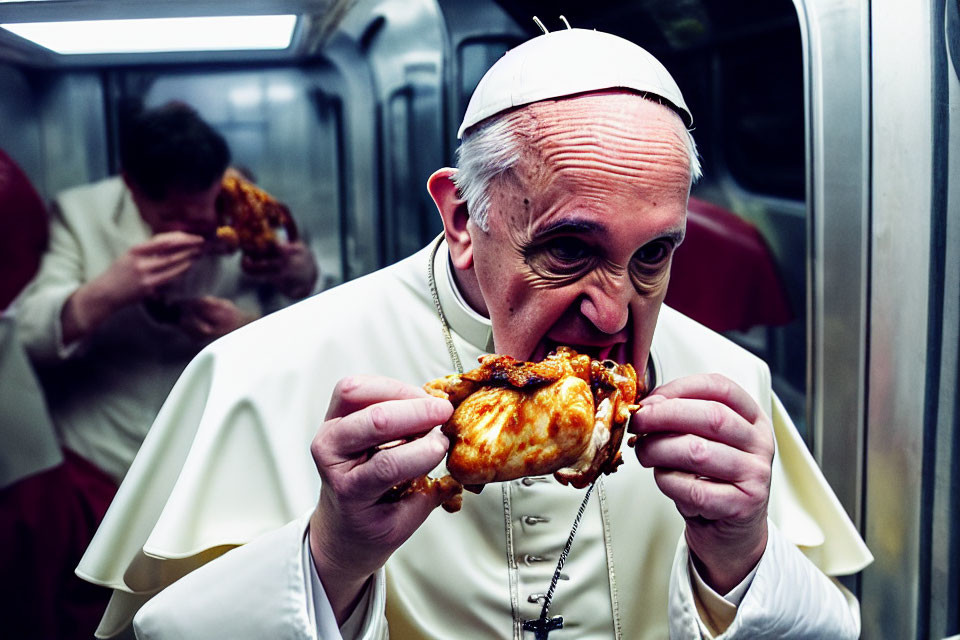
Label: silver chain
xmin=427 ymin=235 xmax=463 ymax=374
xmin=536 ymin=483 xmax=594 ymax=622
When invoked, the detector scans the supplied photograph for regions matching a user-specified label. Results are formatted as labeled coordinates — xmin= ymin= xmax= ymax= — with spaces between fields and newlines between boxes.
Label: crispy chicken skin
xmin=425 ymin=347 xmax=644 ymax=490
xmin=215 ymin=172 xmax=298 ymax=259
xmin=381 ymin=473 xmax=464 ymax=514
xmin=379 ymin=348 xmax=643 ymax=513
xmin=438 ymin=378 xmax=594 ymax=485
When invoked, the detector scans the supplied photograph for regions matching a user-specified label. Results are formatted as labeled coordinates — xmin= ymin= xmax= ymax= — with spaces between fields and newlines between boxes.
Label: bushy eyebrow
xmin=533 ymin=219 xmax=604 ymax=237
xmin=660 ymin=227 xmax=686 ymax=246
xmin=533 ymin=219 xmax=686 ymax=246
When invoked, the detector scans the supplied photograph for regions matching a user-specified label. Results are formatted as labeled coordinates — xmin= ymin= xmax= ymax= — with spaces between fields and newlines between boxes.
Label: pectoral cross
xmin=520 ymin=483 xmax=596 ymax=639
xmin=522 ymin=615 xmax=563 ymax=639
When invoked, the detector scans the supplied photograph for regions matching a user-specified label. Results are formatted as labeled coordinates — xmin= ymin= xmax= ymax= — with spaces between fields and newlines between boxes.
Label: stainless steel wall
xmin=354 ymin=0 xmax=446 ymax=265
xmin=862 ymin=0 xmax=958 ymax=637
xmin=931 ymin=11 xmax=960 ymax=629
xmin=0 ymin=64 xmax=107 ymax=198
xmin=796 ymin=0 xmax=870 ymax=531
xmin=0 ymin=64 xmax=45 ymax=189
xmin=36 ymin=72 xmax=109 ymax=196
xmin=318 ymin=0 xmax=447 ymax=278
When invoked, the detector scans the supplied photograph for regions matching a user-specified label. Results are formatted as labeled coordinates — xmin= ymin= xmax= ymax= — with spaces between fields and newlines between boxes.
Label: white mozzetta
xmin=81 ymin=238 xmax=871 ymax=639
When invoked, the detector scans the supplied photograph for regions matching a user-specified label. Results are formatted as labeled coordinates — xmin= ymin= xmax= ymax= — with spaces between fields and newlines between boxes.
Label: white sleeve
xmin=689 ymin=555 xmax=759 ymax=608
xmin=133 ymin=513 xmax=391 ymax=640
xmin=11 ymin=202 xmax=88 ymax=363
xmin=668 ymin=520 xmax=861 ymax=639
xmin=302 ymin=531 xmax=388 ymax=640
xmin=134 ymin=515 xmax=318 ymax=640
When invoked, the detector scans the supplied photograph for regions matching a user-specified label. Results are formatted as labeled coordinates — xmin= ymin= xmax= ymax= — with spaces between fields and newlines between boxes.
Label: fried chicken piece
xmin=378 ymin=348 xmax=643 ymax=512
xmin=380 ymin=473 xmax=463 ymax=513
xmin=427 ymin=347 xmax=644 ymax=489
xmin=215 ymin=172 xmax=298 ymax=259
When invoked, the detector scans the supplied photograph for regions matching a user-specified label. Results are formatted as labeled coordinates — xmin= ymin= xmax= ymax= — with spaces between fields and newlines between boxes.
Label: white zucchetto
xmin=458 ymin=27 xmax=693 ymax=138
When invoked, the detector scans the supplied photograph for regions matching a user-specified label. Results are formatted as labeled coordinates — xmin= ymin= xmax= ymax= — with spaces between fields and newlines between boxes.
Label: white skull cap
xmin=458 ymin=28 xmax=692 ymax=139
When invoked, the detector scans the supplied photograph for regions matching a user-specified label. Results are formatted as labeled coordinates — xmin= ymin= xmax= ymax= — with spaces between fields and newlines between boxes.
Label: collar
xmin=431 ymin=237 xmax=495 ymax=354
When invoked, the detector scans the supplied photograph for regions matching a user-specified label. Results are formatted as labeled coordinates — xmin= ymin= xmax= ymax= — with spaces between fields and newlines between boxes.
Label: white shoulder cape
xmin=78 ymin=239 xmax=871 ymax=637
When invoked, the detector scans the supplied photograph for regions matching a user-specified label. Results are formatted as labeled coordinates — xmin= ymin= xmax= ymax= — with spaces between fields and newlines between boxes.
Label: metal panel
xmin=796 ymin=0 xmax=871 ymax=528
xmin=356 ymin=0 xmax=445 ymax=265
xmin=0 ymin=66 xmax=109 ymax=198
xmin=862 ymin=0 xmax=937 ymax=636
xmin=928 ymin=4 xmax=959 ymax=636
xmin=0 ymin=63 xmax=45 ymax=189
xmin=382 ymin=83 xmax=440 ymax=262
xmin=322 ymin=3 xmax=381 ymax=280
xmin=436 ymin=0 xmax=526 ymax=162
xmin=35 ymin=71 xmax=109 ymax=195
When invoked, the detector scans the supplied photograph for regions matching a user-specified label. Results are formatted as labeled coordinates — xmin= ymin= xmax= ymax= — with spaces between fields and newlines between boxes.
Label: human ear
xmin=427 ymin=168 xmax=473 ymax=269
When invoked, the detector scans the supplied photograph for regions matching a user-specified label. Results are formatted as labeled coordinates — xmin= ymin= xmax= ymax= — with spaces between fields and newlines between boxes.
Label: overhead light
xmin=1 ymin=15 xmax=297 ymax=55
xmin=229 ymin=85 xmax=263 ymax=108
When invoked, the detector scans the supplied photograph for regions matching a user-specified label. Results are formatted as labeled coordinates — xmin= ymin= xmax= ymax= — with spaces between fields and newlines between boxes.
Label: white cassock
xmin=78 ymin=237 xmax=872 ymax=639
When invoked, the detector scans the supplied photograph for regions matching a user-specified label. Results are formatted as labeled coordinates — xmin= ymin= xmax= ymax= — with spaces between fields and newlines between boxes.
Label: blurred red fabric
xmin=0 ymin=450 xmax=117 ymax=640
xmin=0 ymin=149 xmax=48 ymax=310
xmin=665 ymin=196 xmax=794 ymax=333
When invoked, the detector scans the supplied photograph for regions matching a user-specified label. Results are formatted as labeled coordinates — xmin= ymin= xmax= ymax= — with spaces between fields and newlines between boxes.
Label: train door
xmin=856 ymin=0 xmax=959 ymax=636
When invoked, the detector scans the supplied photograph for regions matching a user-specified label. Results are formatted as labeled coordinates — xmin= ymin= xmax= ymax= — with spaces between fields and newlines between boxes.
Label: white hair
xmin=453 ymin=98 xmax=702 ymax=232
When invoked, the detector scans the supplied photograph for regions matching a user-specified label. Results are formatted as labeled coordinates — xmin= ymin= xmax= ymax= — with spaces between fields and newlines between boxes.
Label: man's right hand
xmin=100 ymin=232 xmax=206 ymax=306
xmin=308 ymin=375 xmax=453 ymax=624
xmin=61 ymin=232 xmax=204 ymax=345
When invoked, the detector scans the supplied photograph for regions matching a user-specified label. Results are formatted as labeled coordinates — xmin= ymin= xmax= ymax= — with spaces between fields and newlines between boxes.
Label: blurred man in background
xmin=1 ymin=102 xmax=316 ymax=639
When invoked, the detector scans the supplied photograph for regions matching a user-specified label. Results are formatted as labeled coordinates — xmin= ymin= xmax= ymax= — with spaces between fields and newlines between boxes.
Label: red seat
xmin=665 ymin=197 xmax=793 ymax=333
xmin=0 ymin=149 xmax=48 ymax=310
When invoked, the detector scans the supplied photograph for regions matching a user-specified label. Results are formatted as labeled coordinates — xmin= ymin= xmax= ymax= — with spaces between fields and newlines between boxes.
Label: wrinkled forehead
xmin=503 ymin=92 xmax=692 ymax=195
xmin=510 ymin=91 xmax=688 ymax=145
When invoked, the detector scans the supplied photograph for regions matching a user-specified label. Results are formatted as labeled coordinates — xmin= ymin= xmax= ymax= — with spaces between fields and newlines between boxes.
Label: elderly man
xmin=81 ymin=29 xmax=870 ymax=639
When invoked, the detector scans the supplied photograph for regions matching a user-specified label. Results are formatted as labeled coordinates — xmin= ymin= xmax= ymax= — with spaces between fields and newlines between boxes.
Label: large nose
xmin=579 ymin=275 xmax=632 ymax=335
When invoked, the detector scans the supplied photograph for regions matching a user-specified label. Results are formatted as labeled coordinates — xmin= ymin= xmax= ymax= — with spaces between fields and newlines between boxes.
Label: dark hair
xmin=119 ymin=102 xmax=230 ymax=200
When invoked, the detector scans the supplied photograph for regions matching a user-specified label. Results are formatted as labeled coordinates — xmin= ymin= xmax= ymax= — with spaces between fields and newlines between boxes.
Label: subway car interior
xmin=0 ymin=0 xmax=957 ymax=638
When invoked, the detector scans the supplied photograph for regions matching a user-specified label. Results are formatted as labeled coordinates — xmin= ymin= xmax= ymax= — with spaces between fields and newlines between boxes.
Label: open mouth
xmin=536 ymin=338 xmax=630 ymax=364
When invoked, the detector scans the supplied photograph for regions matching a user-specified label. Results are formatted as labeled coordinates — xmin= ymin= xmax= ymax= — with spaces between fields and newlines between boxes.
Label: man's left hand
xmin=628 ymin=373 xmax=774 ymax=594
xmin=241 ymin=240 xmax=318 ymax=299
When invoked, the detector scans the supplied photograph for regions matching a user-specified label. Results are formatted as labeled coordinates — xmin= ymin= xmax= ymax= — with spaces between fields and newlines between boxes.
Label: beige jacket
xmin=13 ymin=177 xmax=260 ymax=482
